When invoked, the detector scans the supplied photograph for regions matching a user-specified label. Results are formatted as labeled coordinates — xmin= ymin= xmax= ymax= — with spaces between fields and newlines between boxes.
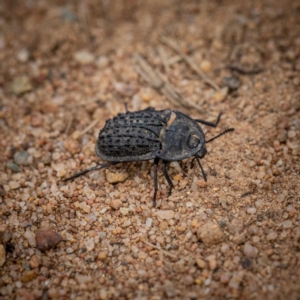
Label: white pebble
xmin=244 ymin=243 xmax=258 ymax=258
xmin=74 ymin=50 xmax=95 ymax=64
xmin=17 ymin=49 xmax=29 ymax=62
xmin=146 ymin=218 xmax=152 ymax=227
xmin=282 ymin=220 xmax=292 ymax=229
xmin=24 ymin=229 xmax=36 ymax=247
xmin=84 ymin=238 xmax=95 ymax=251
xmin=80 ymin=202 xmax=91 ymax=213
xmin=131 ymin=245 xmax=139 ymax=253
xmin=120 ymin=207 xmax=129 ymax=216
xmin=246 ymin=207 xmax=257 ymax=214
xmin=83 ymin=186 xmax=95 ymax=200
xmin=123 ymin=220 xmax=131 ymax=227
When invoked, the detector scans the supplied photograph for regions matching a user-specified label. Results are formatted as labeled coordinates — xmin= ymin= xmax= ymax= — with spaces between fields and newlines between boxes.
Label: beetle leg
xmin=153 ymin=157 xmax=160 ymax=207
xmin=194 ymin=112 xmax=222 ymax=127
xmin=64 ymin=162 xmax=119 ymax=181
xmin=190 ymin=157 xmax=196 ymax=169
xmin=162 ymin=161 xmax=173 ymax=197
xmin=194 ymin=156 xmax=207 ymax=182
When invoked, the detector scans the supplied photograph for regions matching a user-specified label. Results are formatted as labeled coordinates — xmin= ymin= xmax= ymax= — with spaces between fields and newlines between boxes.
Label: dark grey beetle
xmin=64 ymin=108 xmax=234 ymax=206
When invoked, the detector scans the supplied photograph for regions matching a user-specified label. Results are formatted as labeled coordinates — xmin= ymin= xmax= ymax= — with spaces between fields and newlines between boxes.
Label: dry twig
xmin=134 ymin=53 xmax=205 ymax=113
xmin=158 ymin=45 xmax=171 ymax=73
xmin=160 ymin=36 xmax=220 ymax=91
xmin=142 ymin=240 xmax=178 ymax=259
xmin=79 ymin=119 xmax=99 ymax=136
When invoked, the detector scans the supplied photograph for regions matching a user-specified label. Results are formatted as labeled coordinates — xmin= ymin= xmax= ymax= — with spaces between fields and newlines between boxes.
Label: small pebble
xmin=288 ymin=130 xmax=296 ymax=139
xmin=41 ymin=102 xmax=58 ymax=114
xmin=244 ymin=243 xmax=259 ymax=258
xmin=252 ymin=236 xmax=260 ymax=243
xmin=74 ymin=50 xmax=95 ymax=64
xmin=83 ymin=186 xmax=95 ymax=200
xmin=196 ymin=257 xmax=207 ymax=269
xmin=80 ymin=202 xmax=91 ymax=213
xmin=182 ymin=275 xmax=194 ymax=286
xmin=64 ymin=139 xmax=81 ymax=155
xmin=12 ymin=76 xmax=32 ymax=95
xmin=9 ymin=181 xmax=20 ymax=190
xmin=197 ymin=221 xmax=225 ymax=246
xmin=17 ymin=49 xmax=29 ymax=62
xmin=255 ymin=200 xmax=264 ymax=208
xmin=35 ymin=230 xmax=62 ymax=251
xmin=214 ymin=87 xmax=229 ymax=101
xmin=146 ymin=218 xmax=152 ymax=227
xmin=24 ymin=229 xmax=36 ymax=247
xmin=52 ymin=152 xmax=61 ymax=161
xmin=163 ymin=281 xmax=176 ymax=298
xmin=106 ymin=171 xmax=129 ymax=184
xmin=29 ymin=255 xmax=40 ymax=268
xmin=221 ymin=243 xmax=230 ymax=254
xmin=21 ymin=269 xmax=38 ymax=283
xmin=120 ymin=207 xmax=129 ymax=216
xmin=228 ymin=273 xmax=243 ymax=289
xmin=84 ymin=238 xmax=95 ymax=251
xmin=41 ymin=152 xmax=52 ymax=165
xmin=267 ymin=231 xmax=278 ymax=241
xmin=257 ymin=172 xmax=265 ymax=179
xmin=232 ymin=232 xmax=247 ymax=245
xmin=0 ymin=230 xmax=11 ymax=243
xmin=6 ymin=162 xmax=20 ymax=172
xmin=276 ymin=194 xmax=285 ymax=203
xmin=98 ymin=251 xmax=108 ymax=260
xmin=206 ymin=256 xmax=217 ymax=270
xmin=123 ymin=220 xmax=131 ymax=227
xmin=223 ymin=77 xmax=241 ymax=90
xmin=159 ymin=221 xmax=168 ymax=230
xmin=220 ymin=272 xmax=230 ymax=284
xmin=96 ymin=56 xmax=109 ymax=68
xmin=200 ymin=60 xmax=212 ymax=73
xmin=282 ymin=220 xmax=292 ymax=229
xmin=110 ymin=199 xmax=123 ymax=210
xmin=246 ymin=207 xmax=256 ymax=214
xmin=228 ymin=219 xmax=244 ymax=234
xmin=66 ymin=247 xmax=74 ymax=254
xmin=156 ymin=210 xmax=175 ymax=220
xmin=115 ymin=82 xmax=138 ymax=97
xmin=14 ymin=151 xmax=31 ymax=165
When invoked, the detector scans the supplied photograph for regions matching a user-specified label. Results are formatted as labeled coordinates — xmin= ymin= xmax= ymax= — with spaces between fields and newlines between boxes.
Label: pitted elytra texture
xmin=65 ymin=107 xmax=234 ymax=206
xmin=97 ymin=110 xmax=170 ymax=160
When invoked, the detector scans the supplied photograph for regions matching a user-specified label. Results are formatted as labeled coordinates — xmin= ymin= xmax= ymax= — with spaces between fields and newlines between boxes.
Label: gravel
xmin=0 ymin=1 xmax=299 ymax=299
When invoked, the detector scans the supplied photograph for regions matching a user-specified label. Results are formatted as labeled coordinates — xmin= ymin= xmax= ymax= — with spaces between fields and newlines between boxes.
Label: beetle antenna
xmin=63 ymin=162 xmax=119 ymax=181
xmin=206 ymin=128 xmax=234 ymax=143
xmin=194 ymin=155 xmax=207 ymax=182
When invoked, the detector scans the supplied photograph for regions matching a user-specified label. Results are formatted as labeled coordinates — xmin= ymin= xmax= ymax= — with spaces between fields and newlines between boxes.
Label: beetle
xmin=64 ymin=107 xmax=234 ymax=206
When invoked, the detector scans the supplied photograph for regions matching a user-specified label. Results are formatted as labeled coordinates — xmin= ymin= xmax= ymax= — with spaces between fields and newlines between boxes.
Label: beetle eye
xmin=187 ymin=135 xmax=200 ymax=149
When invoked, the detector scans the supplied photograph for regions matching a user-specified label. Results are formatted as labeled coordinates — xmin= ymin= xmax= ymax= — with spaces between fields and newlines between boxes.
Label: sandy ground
xmin=0 ymin=0 xmax=300 ymax=299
